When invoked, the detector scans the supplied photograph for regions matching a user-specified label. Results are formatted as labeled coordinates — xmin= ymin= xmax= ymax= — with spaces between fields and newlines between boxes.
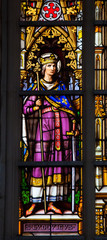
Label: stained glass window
xmin=95 ymin=0 xmax=107 ymax=236
xmin=19 ymin=0 xmax=83 ymax=237
xmin=3 ymin=0 xmax=107 ymax=239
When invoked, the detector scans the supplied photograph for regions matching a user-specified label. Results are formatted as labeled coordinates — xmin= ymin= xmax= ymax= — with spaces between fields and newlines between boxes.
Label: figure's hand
xmin=74 ymin=129 xmax=79 ymax=136
xmin=73 ymin=120 xmax=79 ymax=136
xmin=33 ymin=99 xmax=42 ymax=111
xmin=36 ymin=99 xmax=42 ymax=106
xmin=33 ymin=106 xmax=39 ymax=111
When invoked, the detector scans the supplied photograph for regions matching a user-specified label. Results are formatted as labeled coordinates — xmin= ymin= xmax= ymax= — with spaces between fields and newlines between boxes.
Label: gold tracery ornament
xmin=34 ymin=62 xmax=41 ymax=73
xmin=21 ymin=2 xmax=27 ymax=16
xmin=21 ymin=0 xmax=82 ymax=85
xmin=26 ymin=25 xmax=77 ymax=72
xmin=66 ymin=6 xmax=77 ymax=16
xmin=66 ymin=1 xmax=82 ymax=16
xmin=26 ymin=60 xmax=35 ymax=70
xmin=26 ymin=7 xmax=37 ymax=18
xmin=28 ymin=52 xmax=37 ymax=61
xmin=42 ymin=27 xmax=61 ymax=38
xmin=74 ymin=69 xmax=82 ymax=88
xmin=95 ymin=96 xmax=106 ymax=117
xmin=20 ymin=70 xmax=28 ymax=80
xmin=95 ymin=1 xmax=104 ymax=8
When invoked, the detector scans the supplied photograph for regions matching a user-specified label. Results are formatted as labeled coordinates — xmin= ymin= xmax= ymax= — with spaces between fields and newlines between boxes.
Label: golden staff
xmin=34 ymin=62 xmax=47 ymax=213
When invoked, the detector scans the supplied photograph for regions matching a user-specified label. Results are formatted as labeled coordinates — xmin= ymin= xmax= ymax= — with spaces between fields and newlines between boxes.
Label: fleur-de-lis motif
xmin=62 ymin=98 xmax=67 ymax=105
xmin=26 ymin=60 xmax=35 ymax=70
xmin=34 ymin=62 xmax=41 ymax=72
xmin=32 ymin=43 xmax=40 ymax=52
xmin=66 ymin=6 xmax=77 ymax=15
xmin=28 ymin=52 xmax=37 ymax=60
xmin=36 ymin=36 xmax=45 ymax=44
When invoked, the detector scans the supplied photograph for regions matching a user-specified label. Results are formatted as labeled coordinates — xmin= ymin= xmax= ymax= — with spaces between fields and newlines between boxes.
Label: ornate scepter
xmin=34 ymin=62 xmax=47 ymax=213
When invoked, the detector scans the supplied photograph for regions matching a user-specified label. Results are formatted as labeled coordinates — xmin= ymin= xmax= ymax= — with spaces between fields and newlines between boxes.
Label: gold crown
xmin=40 ymin=54 xmax=57 ymax=65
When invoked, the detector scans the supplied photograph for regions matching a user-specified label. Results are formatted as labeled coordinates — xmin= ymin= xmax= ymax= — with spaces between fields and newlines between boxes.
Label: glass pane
xmin=95 ymin=2 xmax=107 ymax=235
xmin=95 ymin=26 xmax=107 ymax=90
xmin=20 ymin=0 xmax=83 ymax=22
xmin=20 ymin=2 xmax=83 ymax=236
xmin=95 ymin=70 xmax=107 ymax=90
xmin=20 ymin=25 xmax=82 ymax=91
xmin=19 ymin=167 xmax=83 ymax=236
xmin=95 ymin=96 xmax=107 ymax=235
xmin=95 ymin=95 xmax=107 ymax=161
xmin=21 ymin=94 xmax=82 ymax=162
xmin=95 ymin=0 xmax=107 ymax=20
xmin=95 ymin=167 xmax=107 ymax=235
xmin=20 ymin=92 xmax=83 ymax=235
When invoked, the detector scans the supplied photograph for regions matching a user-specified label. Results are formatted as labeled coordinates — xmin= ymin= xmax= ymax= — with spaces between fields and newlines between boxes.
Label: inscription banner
xmin=23 ymin=223 xmax=78 ymax=233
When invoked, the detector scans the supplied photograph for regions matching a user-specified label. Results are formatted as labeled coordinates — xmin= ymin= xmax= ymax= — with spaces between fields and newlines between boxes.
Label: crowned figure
xmin=23 ymin=53 xmax=78 ymax=216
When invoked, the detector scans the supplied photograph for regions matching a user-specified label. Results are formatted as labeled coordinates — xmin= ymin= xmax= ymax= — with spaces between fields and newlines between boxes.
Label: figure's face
xmin=45 ymin=63 xmax=56 ymax=77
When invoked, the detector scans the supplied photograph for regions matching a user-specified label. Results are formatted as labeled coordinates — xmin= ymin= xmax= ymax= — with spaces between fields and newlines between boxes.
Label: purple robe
xmin=23 ymin=81 xmax=75 ymax=203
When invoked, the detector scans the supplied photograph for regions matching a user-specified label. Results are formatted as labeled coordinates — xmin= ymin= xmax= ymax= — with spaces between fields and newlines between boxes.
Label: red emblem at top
xmin=42 ymin=1 xmax=61 ymax=21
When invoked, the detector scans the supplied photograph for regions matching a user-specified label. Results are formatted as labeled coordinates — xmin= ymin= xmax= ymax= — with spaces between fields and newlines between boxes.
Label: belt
xmin=42 ymin=107 xmax=52 ymax=114
xmin=42 ymin=106 xmax=58 ymax=114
